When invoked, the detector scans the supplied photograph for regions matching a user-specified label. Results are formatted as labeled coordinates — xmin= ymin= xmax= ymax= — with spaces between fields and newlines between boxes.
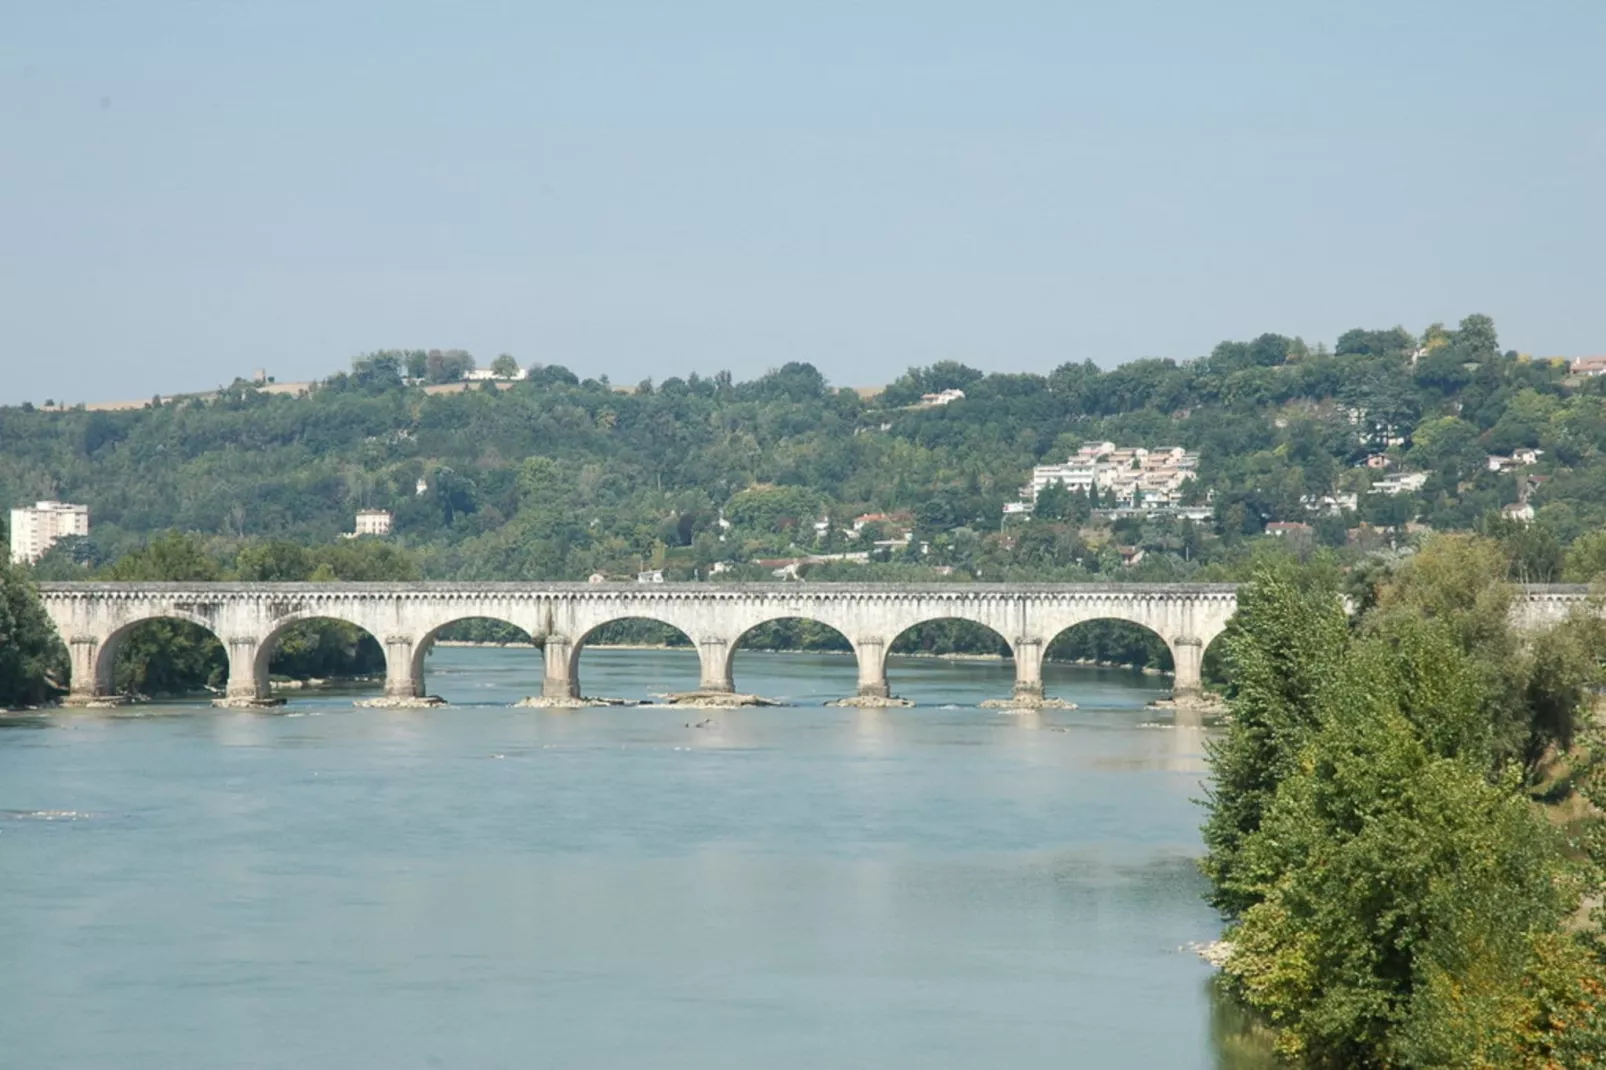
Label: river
xmin=0 ymin=646 xmax=1268 ymax=1068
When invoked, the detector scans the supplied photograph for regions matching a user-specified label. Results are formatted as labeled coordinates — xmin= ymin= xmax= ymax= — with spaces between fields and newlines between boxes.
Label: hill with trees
xmin=2 ymin=313 xmax=1603 ymax=588
xmin=3 ymin=313 xmax=1606 ymax=696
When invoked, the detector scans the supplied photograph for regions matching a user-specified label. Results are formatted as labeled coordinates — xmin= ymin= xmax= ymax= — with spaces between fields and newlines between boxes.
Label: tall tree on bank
xmin=1202 ymin=538 xmax=1606 ymax=1067
xmin=0 ymin=559 xmax=66 ymax=707
xmin=1200 ymin=562 xmax=1350 ymax=916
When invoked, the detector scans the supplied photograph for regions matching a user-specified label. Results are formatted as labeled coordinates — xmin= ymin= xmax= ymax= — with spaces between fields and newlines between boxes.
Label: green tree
xmin=1361 ymin=534 xmax=1598 ymax=771
xmin=234 ymin=540 xmax=314 ymax=581
xmin=1226 ymin=677 xmax=1568 ymax=1067
xmin=1564 ymin=529 xmax=1606 ymax=581
xmin=1033 ymin=480 xmax=1073 ymax=521
xmin=1201 ymin=563 xmax=1351 ymax=916
xmin=0 ymin=560 xmax=67 ymax=707
xmin=1207 ymin=537 xmax=1606 ymax=1067
xmin=490 ymin=354 xmax=520 ymax=379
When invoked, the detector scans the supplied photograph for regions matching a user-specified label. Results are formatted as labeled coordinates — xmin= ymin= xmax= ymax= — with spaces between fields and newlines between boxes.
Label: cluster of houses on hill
xmin=1006 ymin=442 xmax=1204 ymax=519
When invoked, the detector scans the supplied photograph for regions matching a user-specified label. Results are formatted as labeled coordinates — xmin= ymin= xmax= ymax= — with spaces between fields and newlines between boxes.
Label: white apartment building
xmin=9 ymin=500 xmax=90 ymax=564
xmin=1024 ymin=442 xmax=1199 ymax=508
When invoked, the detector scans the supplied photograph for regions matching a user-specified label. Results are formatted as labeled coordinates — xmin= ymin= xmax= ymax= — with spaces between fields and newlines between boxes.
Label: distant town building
xmin=849 ymin=512 xmax=914 ymax=539
xmin=464 ymin=367 xmax=528 ymax=382
xmin=351 ymin=510 xmax=393 ymax=537
xmin=1364 ymin=454 xmax=1392 ymax=470
xmin=1301 ymin=493 xmax=1358 ymax=516
xmin=415 ymin=478 xmax=429 ymax=496
xmin=918 ymin=388 xmax=966 ymax=406
xmin=1369 ymin=472 xmax=1428 ymax=496
xmin=587 ymin=572 xmax=608 ymax=583
xmin=8 ymin=500 xmax=89 ymax=564
xmin=1502 ymin=501 xmax=1535 ymax=522
xmin=636 ymin=569 xmax=664 ymax=584
xmin=1266 ymin=521 xmax=1314 ymax=537
xmin=1487 ymin=449 xmax=1543 ymax=472
xmin=1022 ymin=442 xmax=1199 ymax=509
xmin=1569 ymin=356 xmax=1606 ymax=378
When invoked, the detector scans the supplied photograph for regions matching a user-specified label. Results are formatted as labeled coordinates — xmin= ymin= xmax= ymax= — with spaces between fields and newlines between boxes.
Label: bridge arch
xmin=1039 ymin=618 xmax=1175 ymax=705
xmin=92 ymin=611 xmax=228 ymax=701
xmin=249 ymin=615 xmax=389 ymax=704
xmin=408 ymin=616 xmax=538 ymax=701
xmin=875 ymin=617 xmax=1016 ymax=704
xmin=722 ymin=616 xmax=856 ymax=700
xmin=1026 ymin=595 xmax=1235 ymax=706
xmin=558 ymin=616 xmax=700 ymax=701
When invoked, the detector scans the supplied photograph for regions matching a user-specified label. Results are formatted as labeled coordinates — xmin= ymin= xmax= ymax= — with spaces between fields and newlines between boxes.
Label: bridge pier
xmin=62 ymin=634 xmax=117 ymax=706
xmin=1170 ymin=637 xmax=1204 ymax=707
xmin=1012 ymin=637 xmax=1045 ymax=705
xmin=543 ymin=636 xmax=579 ymax=699
xmin=696 ymin=636 xmax=734 ymax=694
xmin=855 ymin=636 xmax=890 ymax=698
xmin=383 ymin=634 xmax=424 ymax=699
xmin=217 ymin=635 xmax=275 ymax=707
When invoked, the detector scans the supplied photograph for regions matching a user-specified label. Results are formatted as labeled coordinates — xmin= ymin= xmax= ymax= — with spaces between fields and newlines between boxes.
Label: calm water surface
xmin=0 ymin=648 xmax=1254 ymax=1068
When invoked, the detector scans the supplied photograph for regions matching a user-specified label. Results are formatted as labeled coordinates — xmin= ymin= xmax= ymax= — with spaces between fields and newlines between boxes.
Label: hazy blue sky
xmin=3 ymin=1 xmax=1603 ymax=404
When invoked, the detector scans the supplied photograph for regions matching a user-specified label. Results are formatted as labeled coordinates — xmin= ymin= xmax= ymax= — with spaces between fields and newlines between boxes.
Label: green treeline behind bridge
xmin=6 ymin=315 xmax=1606 ymax=591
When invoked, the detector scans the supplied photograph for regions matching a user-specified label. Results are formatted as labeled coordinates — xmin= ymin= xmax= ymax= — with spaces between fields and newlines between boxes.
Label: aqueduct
xmin=33 ymin=582 xmax=1597 ymax=707
xmin=37 ymin=582 xmax=1244 ymax=706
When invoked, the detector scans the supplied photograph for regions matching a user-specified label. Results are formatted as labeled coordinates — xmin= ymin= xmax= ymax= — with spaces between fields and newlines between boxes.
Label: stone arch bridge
xmin=35 ymin=582 xmax=1596 ymax=707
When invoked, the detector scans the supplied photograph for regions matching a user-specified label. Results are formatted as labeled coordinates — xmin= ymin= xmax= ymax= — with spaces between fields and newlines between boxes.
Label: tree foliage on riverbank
xmin=1203 ymin=535 xmax=1606 ymax=1067
xmin=0 ymin=558 xmax=66 ymax=708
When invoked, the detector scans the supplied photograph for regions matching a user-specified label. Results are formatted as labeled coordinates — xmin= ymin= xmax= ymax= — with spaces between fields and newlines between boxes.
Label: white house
xmin=1502 ymin=502 xmax=1535 ymax=522
xmin=345 ymin=510 xmax=393 ymax=538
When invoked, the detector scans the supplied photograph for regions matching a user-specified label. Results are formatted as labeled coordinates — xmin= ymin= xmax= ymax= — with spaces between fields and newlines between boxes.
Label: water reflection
xmin=1209 ymin=980 xmax=1282 ymax=1068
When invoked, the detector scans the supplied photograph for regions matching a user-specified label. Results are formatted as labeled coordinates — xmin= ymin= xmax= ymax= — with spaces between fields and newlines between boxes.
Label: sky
xmin=2 ymin=0 xmax=1603 ymax=404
